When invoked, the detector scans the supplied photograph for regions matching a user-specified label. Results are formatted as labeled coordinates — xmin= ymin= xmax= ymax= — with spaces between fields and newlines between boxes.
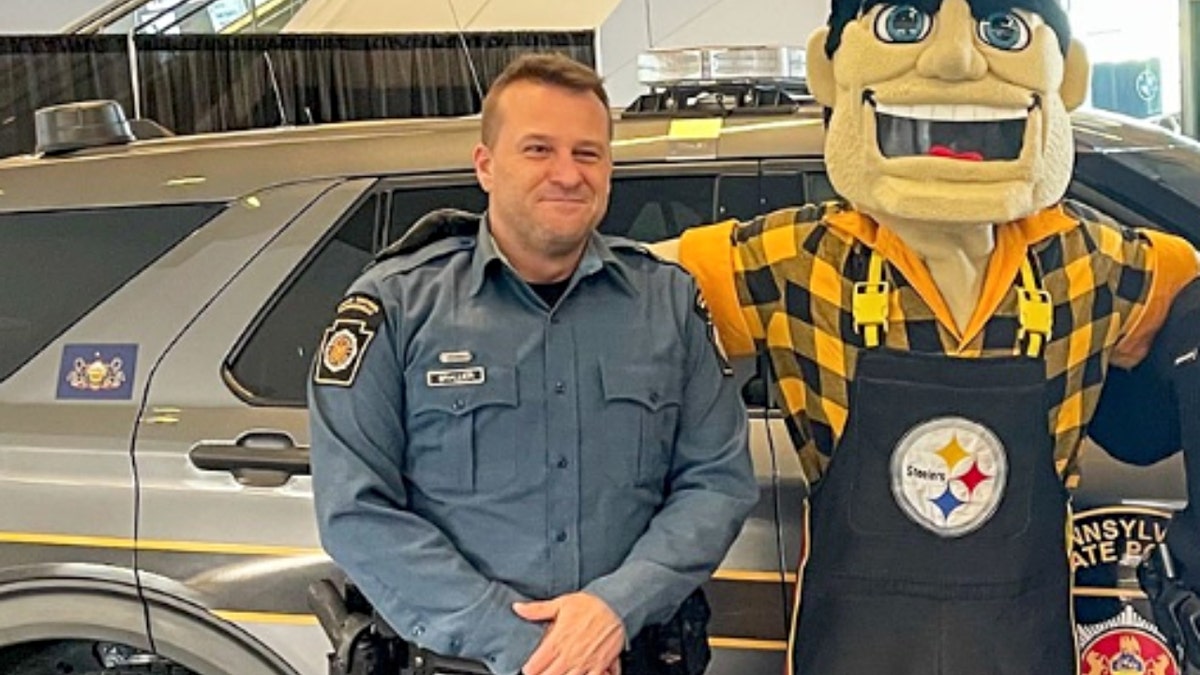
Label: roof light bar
xmin=637 ymin=46 xmax=806 ymax=87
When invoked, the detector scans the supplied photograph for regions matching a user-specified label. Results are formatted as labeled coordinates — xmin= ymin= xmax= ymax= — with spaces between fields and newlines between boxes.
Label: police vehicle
xmin=0 ymin=46 xmax=1196 ymax=675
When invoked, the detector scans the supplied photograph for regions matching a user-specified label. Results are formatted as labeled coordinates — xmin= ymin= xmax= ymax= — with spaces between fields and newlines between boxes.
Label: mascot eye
xmin=977 ymin=12 xmax=1031 ymax=50
xmin=874 ymin=5 xmax=933 ymax=44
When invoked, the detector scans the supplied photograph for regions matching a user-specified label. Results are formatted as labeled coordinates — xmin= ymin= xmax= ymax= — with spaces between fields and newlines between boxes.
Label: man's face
xmin=806 ymin=0 xmax=1089 ymax=225
xmin=473 ymin=80 xmax=612 ymax=262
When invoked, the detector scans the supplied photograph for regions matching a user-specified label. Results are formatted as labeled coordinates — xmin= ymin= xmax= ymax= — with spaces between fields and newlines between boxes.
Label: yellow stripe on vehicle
xmin=708 ymin=637 xmax=788 ymax=651
xmin=712 ymin=569 xmax=797 ymax=583
xmin=0 ymin=531 xmax=323 ymax=557
xmin=214 ymin=610 xmax=320 ymax=626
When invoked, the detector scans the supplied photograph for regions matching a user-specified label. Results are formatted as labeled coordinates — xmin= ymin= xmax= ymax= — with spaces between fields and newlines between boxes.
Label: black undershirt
xmin=529 ymin=279 xmax=570 ymax=307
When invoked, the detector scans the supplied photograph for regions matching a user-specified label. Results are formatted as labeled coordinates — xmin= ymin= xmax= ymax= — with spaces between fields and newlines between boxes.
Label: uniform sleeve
xmin=679 ymin=220 xmax=756 ymax=357
xmin=1112 ymin=228 xmax=1198 ymax=367
xmin=583 ymin=280 xmax=758 ymax=636
xmin=309 ymin=279 xmax=543 ymax=675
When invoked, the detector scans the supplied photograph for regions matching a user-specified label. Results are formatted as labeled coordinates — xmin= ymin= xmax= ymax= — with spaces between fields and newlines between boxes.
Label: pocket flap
xmin=599 ymin=360 xmax=682 ymax=411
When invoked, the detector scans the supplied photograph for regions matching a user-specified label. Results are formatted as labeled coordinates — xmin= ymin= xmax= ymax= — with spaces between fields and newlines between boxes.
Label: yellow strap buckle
xmin=1017 ymin=287 xmax=1053 ymax=357
xmin=1016 ymin=287 xmax=1052 ymax=339
xmin=853 ymin=281 xmax=890 ymax=347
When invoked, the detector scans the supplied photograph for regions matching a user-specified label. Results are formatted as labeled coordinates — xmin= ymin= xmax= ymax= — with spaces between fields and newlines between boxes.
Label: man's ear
xmin=806 ymin=27 xmax=837 ymax=107
xmin=1061 ymin=38 xmax=1090 ymax=112
xmin=473 ymin=143 xmax=493 ymax=193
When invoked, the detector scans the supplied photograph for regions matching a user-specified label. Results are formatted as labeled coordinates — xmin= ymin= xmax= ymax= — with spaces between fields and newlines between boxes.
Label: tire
xmin=82 ymin=665 xmax=197 ymax=675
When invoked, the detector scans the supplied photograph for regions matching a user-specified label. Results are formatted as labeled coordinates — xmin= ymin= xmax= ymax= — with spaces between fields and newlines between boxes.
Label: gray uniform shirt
xmin=309 ymin=218 xmax=756 ymax=675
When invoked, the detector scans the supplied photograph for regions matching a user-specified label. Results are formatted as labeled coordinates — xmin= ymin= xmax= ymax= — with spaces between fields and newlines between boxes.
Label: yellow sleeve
xmin=1112 ymin=229 xmax=1199 ymax=366
xmin=679 ymin=220 xmax=756 ymax=358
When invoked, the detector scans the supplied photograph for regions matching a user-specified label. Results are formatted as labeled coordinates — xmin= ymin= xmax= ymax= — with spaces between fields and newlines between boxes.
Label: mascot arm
xmin=1092 ymin=268 xmax=1200 ymax=465
xmin=679 ymin=221 xmax=757 ymax=358
xmin=1089 ymin=354 xmax=1180 ymax=465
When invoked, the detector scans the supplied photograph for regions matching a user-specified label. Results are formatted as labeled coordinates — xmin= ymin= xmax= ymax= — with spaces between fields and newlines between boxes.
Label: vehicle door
xmin=0 ymin=199 xmax=231 ymax=653
xmin=0 ymin=197 xmax=289 ymax=664
xmin=131 ymin=178 xmax=372 ymax=675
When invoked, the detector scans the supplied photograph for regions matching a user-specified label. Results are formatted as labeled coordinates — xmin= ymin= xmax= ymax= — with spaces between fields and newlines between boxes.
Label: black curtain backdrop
xmin=0 ymin=31 xmax=594 ymax=158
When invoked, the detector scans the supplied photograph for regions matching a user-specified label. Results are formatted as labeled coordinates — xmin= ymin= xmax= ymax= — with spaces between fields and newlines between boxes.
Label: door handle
xmin=189 ymin=430 xmax=311 ymax=487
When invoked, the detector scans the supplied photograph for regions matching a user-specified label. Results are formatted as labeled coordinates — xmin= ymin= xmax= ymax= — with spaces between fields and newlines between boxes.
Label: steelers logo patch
xmin=313 ymin=294 xmax=383 ymax=387
xmin=890 ymin=416 xmax=1007 ymax=537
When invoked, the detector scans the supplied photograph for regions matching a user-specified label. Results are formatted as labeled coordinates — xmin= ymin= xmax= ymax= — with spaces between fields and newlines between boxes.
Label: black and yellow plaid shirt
xmin=680 ymin=203 xmax=1197 ymax=484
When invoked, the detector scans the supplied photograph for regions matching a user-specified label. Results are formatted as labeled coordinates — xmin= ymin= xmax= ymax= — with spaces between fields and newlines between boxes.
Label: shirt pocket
xmin=598 ymin=360 xmax=683 ymax=487
xmin=406 ymin=366 xmax=519 ymax=493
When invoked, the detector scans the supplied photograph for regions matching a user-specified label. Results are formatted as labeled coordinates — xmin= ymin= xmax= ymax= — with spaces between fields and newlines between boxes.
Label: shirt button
xmin=554 ymin=381 xmax=566 ymax=394
xmin=412 ymin=624 xmax=425 ymax=637
xmin=554 ymin=531 xmax=568 ymax=543
xmin=449 ymin=637 xmax=462 ymax=651
xmin=556 ymin=456 xmax=569 ymax=469
xmin=452 ymin=399 xmax=465 ymax=411
xmin=649 ymin=391 xmax=660 ymax=404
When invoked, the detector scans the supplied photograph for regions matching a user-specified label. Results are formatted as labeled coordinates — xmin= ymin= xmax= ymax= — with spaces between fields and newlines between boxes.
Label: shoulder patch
xmin=314 ymin=294 xmax=384 ymax=387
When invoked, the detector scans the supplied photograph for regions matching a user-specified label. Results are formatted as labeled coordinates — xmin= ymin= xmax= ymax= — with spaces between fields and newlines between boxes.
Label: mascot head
xmin=806 ymin=0 xmax=1090 ymax=226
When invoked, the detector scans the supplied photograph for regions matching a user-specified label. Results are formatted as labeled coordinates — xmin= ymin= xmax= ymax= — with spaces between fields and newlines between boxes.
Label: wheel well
xmin=0 ymin=564 xmax=296 ymax=675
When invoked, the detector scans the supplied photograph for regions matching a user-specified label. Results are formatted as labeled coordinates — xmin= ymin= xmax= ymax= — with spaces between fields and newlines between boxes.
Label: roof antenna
xmin=263 ymin=51 xmax=289 ymax=126
xmin=447 ymin=0 xmax=486 ymax=105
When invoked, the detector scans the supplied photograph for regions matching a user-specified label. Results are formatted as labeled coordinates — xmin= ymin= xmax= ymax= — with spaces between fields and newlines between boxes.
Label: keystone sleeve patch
xmin=314 ymin=294 xmax=385 ymax=387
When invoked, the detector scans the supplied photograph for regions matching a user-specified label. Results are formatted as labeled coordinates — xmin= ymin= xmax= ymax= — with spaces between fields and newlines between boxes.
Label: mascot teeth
xmin=873 ymin=103 xmax=1028 ymax=122
xmin=873 ymin=102 xmax=1033 ymax=161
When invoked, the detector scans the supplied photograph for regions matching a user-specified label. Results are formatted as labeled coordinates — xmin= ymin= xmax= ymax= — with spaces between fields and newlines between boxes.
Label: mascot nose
xmin=915 ymin=5 xmax=988 ymax=81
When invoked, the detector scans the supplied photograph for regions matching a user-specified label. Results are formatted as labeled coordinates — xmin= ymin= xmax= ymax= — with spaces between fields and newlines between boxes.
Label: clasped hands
xmin=515 ymin=591 xmax=626 ymax=675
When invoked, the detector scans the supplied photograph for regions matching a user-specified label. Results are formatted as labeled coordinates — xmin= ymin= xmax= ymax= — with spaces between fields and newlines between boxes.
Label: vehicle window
xmin=227 ymin=195 xmax=378 ymax=405
xmin=806 ymin=173 xmax=838 ymax=203
xmin=0 ymin=204 xmax=222 ymax=383
xmin=231 ymin=173 xmax=761 ymax=406
xmin=602 ymin=176 xmax=716 ymax=241
xmin=1074 ymin=146 xmax=1200 ymax=246
xmin=761 ymin=171 xmax=838 ymax=212
xmin=716 ymin=175 xmax=765 ymax=222
xmin=386 ymin=185 xmax=487 ymax=245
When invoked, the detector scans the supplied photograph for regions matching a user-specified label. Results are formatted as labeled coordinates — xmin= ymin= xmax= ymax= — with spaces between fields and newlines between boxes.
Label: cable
xmin=760 ymin=353 xmax=794 ymax=630
xmin=447 ymin=0 xmax=485 ymax=104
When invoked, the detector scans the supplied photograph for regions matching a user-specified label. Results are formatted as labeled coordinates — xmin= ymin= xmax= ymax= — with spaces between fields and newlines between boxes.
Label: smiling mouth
xmin=868 ymin=92 xmax=1039 ymax=161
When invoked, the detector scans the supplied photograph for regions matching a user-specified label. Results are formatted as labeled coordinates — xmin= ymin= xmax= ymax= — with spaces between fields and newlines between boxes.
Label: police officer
xmin=308 ymin=53 xmax=758 ymax=675
xmin=1091 ymin=278 xmax=1200 ymax=671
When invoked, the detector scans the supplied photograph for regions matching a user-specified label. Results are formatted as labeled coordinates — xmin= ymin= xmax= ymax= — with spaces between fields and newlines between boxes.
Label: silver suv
xmin=0 ymin=93 xmax=1196 ymax=674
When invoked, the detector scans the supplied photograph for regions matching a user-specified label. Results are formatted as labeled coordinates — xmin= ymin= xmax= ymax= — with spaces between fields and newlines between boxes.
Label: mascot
xmin=664 ymin=0 xmax=1200 ymax=671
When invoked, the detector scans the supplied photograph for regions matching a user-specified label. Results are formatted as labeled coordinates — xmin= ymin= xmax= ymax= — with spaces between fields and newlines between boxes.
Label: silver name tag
xmin=427 ymin=367 xmax=486 ymax=387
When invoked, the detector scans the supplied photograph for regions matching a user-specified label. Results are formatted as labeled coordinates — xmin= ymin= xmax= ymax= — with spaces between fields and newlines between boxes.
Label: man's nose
xmin=547 ymin=150 xmax=584 ymax=187
xmin=915 ymin=3 xmax=987 ymax=81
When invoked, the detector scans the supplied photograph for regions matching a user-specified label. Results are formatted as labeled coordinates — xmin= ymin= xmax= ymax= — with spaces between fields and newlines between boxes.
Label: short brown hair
xmin=480 ymin=53 xmax=611 ymax=145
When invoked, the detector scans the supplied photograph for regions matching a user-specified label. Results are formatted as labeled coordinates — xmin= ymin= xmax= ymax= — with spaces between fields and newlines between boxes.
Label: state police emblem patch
xmin=1077 ymin=605 xmax=1178 ymax=675
xmin=890 ymin=416 xmax=1007 ymax=537
xmin=314 ymin=294 xmax=383 ymax=387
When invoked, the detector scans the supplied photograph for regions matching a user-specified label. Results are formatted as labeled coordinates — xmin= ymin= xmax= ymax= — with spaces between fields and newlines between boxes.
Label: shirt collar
xmin=821 ymin=204 xmax=1079 ymax=347
xmin=822 ymin=203 xmax=1079 ymax=249
xmin=469 ymin=215 xmax=638 ymax=297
